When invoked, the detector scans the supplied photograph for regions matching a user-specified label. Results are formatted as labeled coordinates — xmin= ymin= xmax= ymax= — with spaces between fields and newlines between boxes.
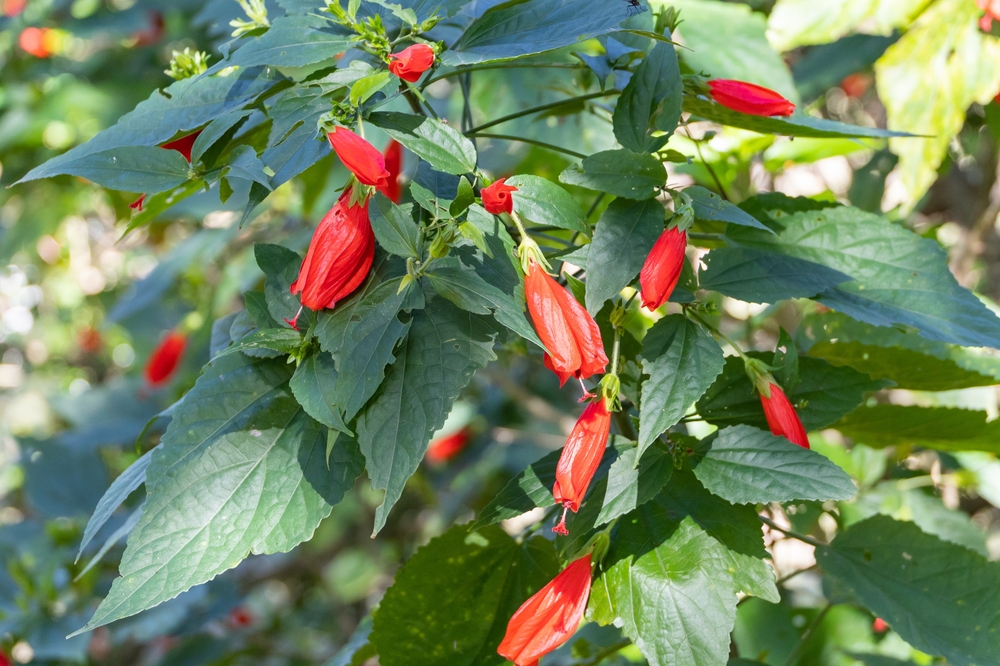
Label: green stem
xmin=782 ymin=603 xmax=833 ymax=666
xmin=687 ymin=231 xmax=725 ymax=242
xmin=759 ymin=514 xmax=826 ymax=549
xmin=467 ymin=91 xmax=618 ymax=134
xmin=578 ymin=638 xmax=632 ymax=666
xmin=682 ymin=124 xmax=731 ymax=201
xmin=610 ymin=327 xmax=622 ymax=377
xmin=421 ymin=61 xmax=581 ymax=87
xmin=464 ymin=133 xmax=587 ymax=159
xmin=686 ymin=308 xmax=751 ymax=362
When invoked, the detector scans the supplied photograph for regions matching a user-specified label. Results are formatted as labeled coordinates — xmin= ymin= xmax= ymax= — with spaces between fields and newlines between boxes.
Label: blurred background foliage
xmin=1 ymin=0 xmax=999 ymax=665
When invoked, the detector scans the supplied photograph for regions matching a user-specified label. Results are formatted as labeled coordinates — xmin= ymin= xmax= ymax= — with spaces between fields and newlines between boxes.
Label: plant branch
xmin=421 ymin=61 xmax=580 ymax=88
xmin=467 ymin=91 xmax=618 ymax=134
xmin=759 ymin=514 xmax=826 ymax=549
xmin=579 ymin=638 xmax=632 ymax=666
xmin=465 ymin=133 xmax=587 ymax=159
xmin=682 ymin=124 xmax=730 ymax=202
xmin=781 ymin=603 xmax=833 ymax=666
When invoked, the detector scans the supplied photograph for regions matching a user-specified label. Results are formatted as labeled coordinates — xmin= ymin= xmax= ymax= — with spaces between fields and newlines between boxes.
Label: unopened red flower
xmin=760 ymin=382 xmax=809 ymax=448
xmin=161 ymin=130 xmax=202 ymax=163
xmin=379 ymin=140 xmax=403 ymax=203
xmin=873 ymin=618 xmax=889 ymax=633
xmin=481 ymin=178 xmax=517 ymax=215
xmin=497 ymin=553 xmax=592 ymax=666
xmin=639 ymin=225 xmax=687 ymax=310
xmin=327 ymin=127 xmax=390 ymax=190
xmin=980 ymin=0 xmax=1000 ymax=31
xmin=19 ymin=27 xmax=54 ymax=58
xmin=707 ymin=79 xmax=795 ymax=117
xmin=388 ymin=43 xmax=435 ymax=83
xmin=228 ymin=607 xmax=254 ymax=628
xmin=289 ymin=190 xmax=375 ymax=326
xmin=129 ymin=195 xmax=146 ymax=212
xmin=132 ymin=11 xmax=165 ymax=47
xmin=524 ymin=261 xmax=608 ymax=386
xmin=3 ymin=0 xmax=26 ymax=17
xmin=145 ymin=331 xmax=187 ymax=386
xmin=426 ymin=427 xmax=471 ymax=464
xmin=552 ymin=399 xmax=611 ymax=535
xmin=0 ymin=648 xmax=10 ymax=666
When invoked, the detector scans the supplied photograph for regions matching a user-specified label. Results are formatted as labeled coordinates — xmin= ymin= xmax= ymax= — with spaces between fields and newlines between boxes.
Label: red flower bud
xmin=161 ymin=130 xmax=202 ymax=163
xmin=145 ymin=331 xmax=187 ymax=386
xmin=228 ymin=607 xmax=254 ymax=628
xmin=639 ymin=226 xmax=686 ymax=311
xmin=873 ymin=617 xmax=889 ymax=633
xmin=481 ymin=178 xmax=517 ymax=216
xmin=129 ymin=195 xmax=146 ymax=212
xmin=327 ymin=127 xmax=390 ymax=189
xmin=0 ymin=648 xmax=9 ymax=666
xmin=760 ymin=382 xmax=809 ymax=449
xmin=290 ymin=190 xmax=375 ymax=316
xmin=524 ymin=261 xmax=608 ymax=386
xmin=552 ymin=399 xmax=611 ymax=535
xmin=707 ymin=79 xmax=795 ymax=117
xmin=3 ymin=0 xmax=26 ymax=17
xmin=497 ymin=553 xmax=592 ymax=666
xmin=426 ymin=427 xmax=471 ymax=464
xmin=388 ymin=43 xmax=435 ymax=83
xmin=379 ymin=140 xmax=403 ymax=203
xmin=980 ymin=0 xmax=1000 ymax=31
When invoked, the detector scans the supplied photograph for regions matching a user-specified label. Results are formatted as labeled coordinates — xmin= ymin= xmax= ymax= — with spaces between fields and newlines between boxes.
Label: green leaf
xmin=799 ymin=311 xmax=1000 ymax=390
xmin=356 ymin=298 xmax=497 ymax=534
xmin=78 ymin=450 xmax=152 ymax=561
xmin=350 ymin=71 xmax=394 ymax=106
xmin=255 ymin=243 xmax=308 ymax=330
xmin=728 ymin=199 xmax=1000 ymax=349
xmin=560 ymin=150 xmax=667 ymax=200
xmin=329 ymin=278 xmax=425 ymax=423
xmin=370 ymin=524 xmax=560 ymax=666
xmin=639 ymin=315 xmax=724 ymax=457
xmin=874 ymin=0 xmax=1000 ymax=210
xmin=767 ymin=0 xmax=925 ymax=51
xmin=263 ymin=83 xmax=336 ymax=187
xmin=504 ymin=174 xmax=587 ymax=234
xmin=369 ymin=194 xmax=420 ymax=259
xmin=443 ymin=0 xmax=636 ymax=65
xmin=223 ymin=145 xmax=272 ymax=189
xmin=75 ymin=353 xmax=364 ymax=634
xmin=693 ymin=425 xmax=856 ymax=504
xmin=226 ymin=14 xmax=358 ymax=68
xmin=613 ymin=42 xmax=683 ymax=153
xmin=683 ymin=96 xmax=910 ymax=139
xmin=19 ymin=66 xmax=281 ymax=184
xmin=449 ymin=177 xmax=475 ymax=217
xmin=368 ymin=112 xmax=477 ymax=175
xmin=290 ymin=352 xmax=352 ymax=434
xmin=214 ymin=328 xmax=302 ymax=358
xmin=816 ymin=515 xmax=1000 ymax=666
xmin=53 ymin=146 xmax=191 ymax=194
xmin=686 ymin=186 xmax=771 ymax=232
xmin=834 ymin=404 xmax=1000 ymax=454
xmin=425 ymin=256 xmax=544 ymax=350
xmin=697 ymin=353 xmax=888 ymax=431
xmin=674 ymin=0 xmax=799 ymax=101
xmin=589 ymin=473 xmax=775 ymax=666
xmin=699 ymin=246 xmax=851 ymax=303
xmin=584 ymin=198 xmax=665 ymax=314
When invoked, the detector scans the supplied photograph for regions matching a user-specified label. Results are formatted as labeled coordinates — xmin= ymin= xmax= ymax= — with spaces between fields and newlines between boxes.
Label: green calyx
xmin=598 ymin=374 xmax=622 ymax=412
xmin=743 ymin=357 xmax=777 ymax=397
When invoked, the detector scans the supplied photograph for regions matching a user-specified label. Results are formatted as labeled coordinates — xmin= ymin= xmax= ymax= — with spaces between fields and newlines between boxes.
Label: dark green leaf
xmin=426 ymin=256 xmax=544 ymax=350
xmin=443 ymin=0 xmax=636 ymax=65
xmin=684 ymin=96 xmax=912 ymax=139
xmin=226 ymin=15 xmax=358 ymax=68
xmin=728 ymin=201 xmax=1000 ymax=348
xmin=584 ymin=198 xmax=665 ymax=314
xmin=290 ymin=352 xmax=352 ymax=434
xmin=613 ymin=42 xmax=682 ymax=153
xmin=639 ymin=315 xmax=724 ymax=456
xmin=593 ymin=444 xmax=673 ymax=526
xmin=357 ymin=298 xmax=497 ymax=534
xmin=77 ymin=450 xmax=152 ymax=561
xmin=816 ymin=515 xmax=1000 ymax=666
xmin=699 ymin=246 xmax=851 ymax=303
xmin=369 ymin=194 xmax=420 ymax=258
xmin=560 ymin=149 xmax=666 ymax=200
xmin=693 ymin=425 xmax=856 ymax=504
xmin=368 ymin=112 xmax=477 ymax=175
xmin=55 ymin=146 xmax=191 ymax=194
xmin=75 ymin=353 xmax=364 ymax=634
xmin=255 ymin=243 xmax=308 ymax=330
xmin=834 ymin=404 xmax=1000 ymax=454
xmin=799 ymin=311 xmax=1000 ymax=391
xmin=191 ymin=109 xmax=253 ymax=164
xmin=697 ymin=353 xmax=889 ymax=431
xmin=505 ymin=174 xmax=587 ymax=233
xmin=215 ymin=328 xmax=302 ymax=358
xmin=223 ymin=145 xmax=272 ymax=189
xmin=371 ymin=524 xmax=560 ymax=666
xmin=686 ymin=186 xmax=771 ymax=232
xmin=329 ymin=278 xmax=425 ymax=422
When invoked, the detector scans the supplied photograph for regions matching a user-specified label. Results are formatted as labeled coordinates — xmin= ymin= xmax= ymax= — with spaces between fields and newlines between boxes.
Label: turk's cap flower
xmin=328 ymin=126 xmax=391 ymax=190
xmin=707 ymin=79 xmax=795 ymax=117
xmin=481 ymin=178 xmax=517 ymax=216
xmin=388 ymin=43 xmax=436 ymax=83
